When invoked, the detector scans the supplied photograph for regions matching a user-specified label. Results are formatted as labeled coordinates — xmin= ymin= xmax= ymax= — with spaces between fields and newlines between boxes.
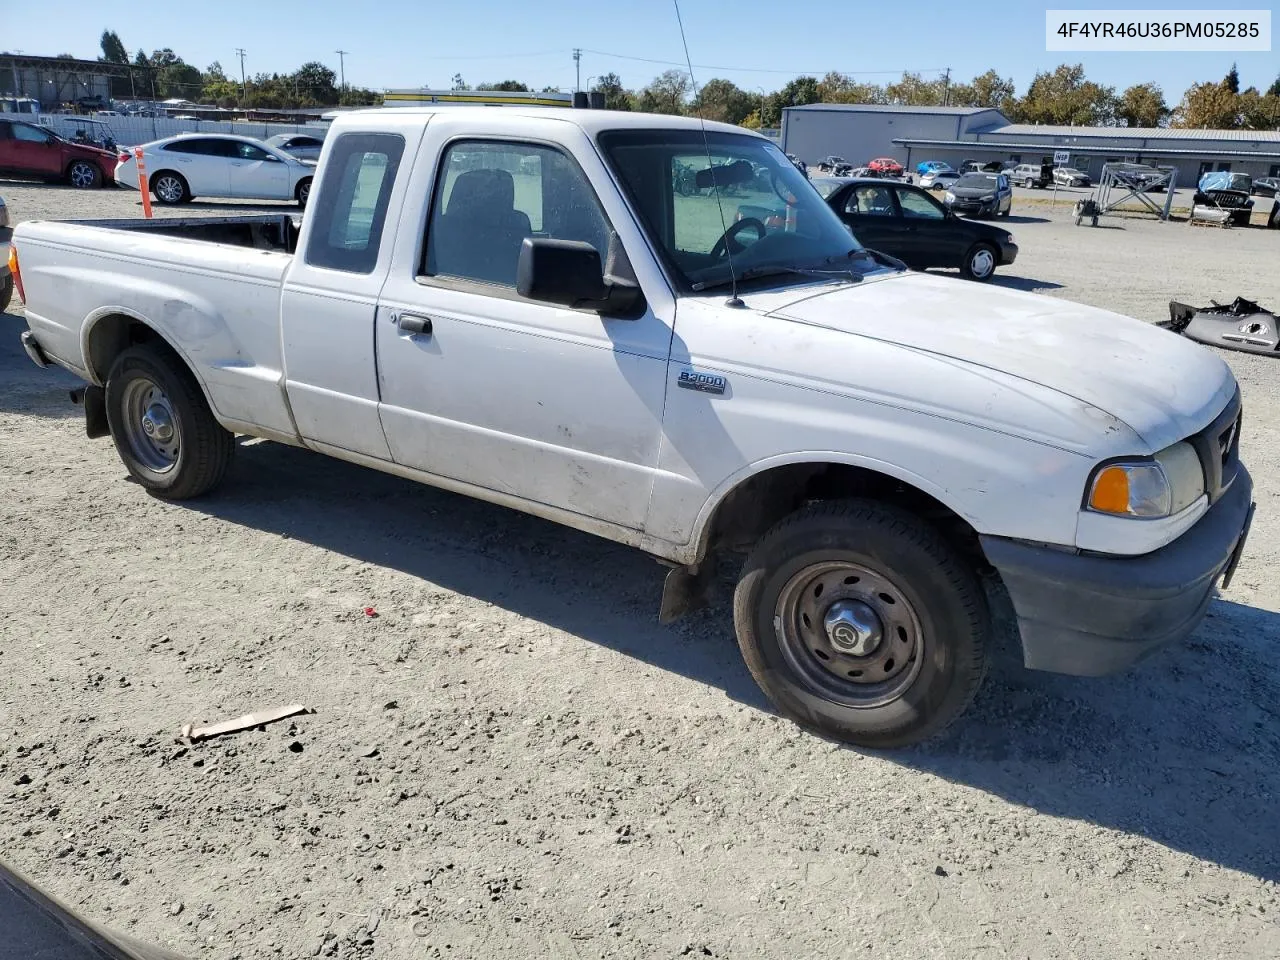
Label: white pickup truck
xmin=13 ymin=108 xmax=1255 ymax=748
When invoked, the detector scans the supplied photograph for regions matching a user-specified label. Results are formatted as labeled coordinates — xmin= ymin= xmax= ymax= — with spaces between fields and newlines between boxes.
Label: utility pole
xmin=941 ymin=67 xmax=951 ymax=107
xmin=573 ymin=48 xmax=581 ymax=92
xmin=235 ymin=48 xmax=247 ymax=106
xmin=335 ymin=50 xmax=349 ymax=95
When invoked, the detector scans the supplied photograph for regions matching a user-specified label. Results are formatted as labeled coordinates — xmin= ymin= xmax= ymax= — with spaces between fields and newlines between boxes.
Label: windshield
xmin=954 ymin=173 xmax=998 ymax=190
xmin=599 ymin=130 xmax=872 ymax=293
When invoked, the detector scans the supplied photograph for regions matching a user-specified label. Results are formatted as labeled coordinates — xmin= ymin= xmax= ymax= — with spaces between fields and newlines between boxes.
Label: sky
xmin=4 ymin=0 xmax=1277 ymax=101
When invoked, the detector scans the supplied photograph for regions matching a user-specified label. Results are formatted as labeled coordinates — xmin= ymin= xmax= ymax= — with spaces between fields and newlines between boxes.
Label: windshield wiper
xmin=692 ymin=263 xmax=863 ymax=293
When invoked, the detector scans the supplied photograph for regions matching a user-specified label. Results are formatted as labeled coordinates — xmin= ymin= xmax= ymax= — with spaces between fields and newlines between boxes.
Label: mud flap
xmin=1162 ymin=298 xmax=1279 ymax=356
xmin=70 ymin=386 xmax=110 ymax=438
xmin=659 ymin=562 xmax=715 ymax=624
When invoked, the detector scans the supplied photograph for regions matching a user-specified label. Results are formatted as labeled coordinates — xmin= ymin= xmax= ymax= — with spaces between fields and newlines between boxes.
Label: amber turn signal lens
xmin=1089 ymin=465 xmax=1130 ymax=514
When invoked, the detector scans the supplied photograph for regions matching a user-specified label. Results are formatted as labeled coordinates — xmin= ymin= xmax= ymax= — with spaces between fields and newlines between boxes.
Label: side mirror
xmin=516 ymin=238 xmax=644 ymax=318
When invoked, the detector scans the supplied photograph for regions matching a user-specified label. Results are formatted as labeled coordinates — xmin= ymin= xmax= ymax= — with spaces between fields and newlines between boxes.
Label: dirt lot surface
xmin=2 ymin=181 xmax=1279 ymax=960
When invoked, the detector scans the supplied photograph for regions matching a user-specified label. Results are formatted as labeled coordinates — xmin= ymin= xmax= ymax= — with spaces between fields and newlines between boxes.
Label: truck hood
xmin=752 ymin=271 xmax=1236 ymax=453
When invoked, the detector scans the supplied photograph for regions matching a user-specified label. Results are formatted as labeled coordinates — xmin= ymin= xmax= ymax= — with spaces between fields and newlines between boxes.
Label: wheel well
xmin=702 ymin=463 xmax=985 ymax=567
xmin=85 ymin=315 xmax=181 ymax=384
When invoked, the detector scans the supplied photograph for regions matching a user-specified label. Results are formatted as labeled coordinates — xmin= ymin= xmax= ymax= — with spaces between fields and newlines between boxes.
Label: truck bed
xmin=54 ymin=214 xmax=300 ymax=253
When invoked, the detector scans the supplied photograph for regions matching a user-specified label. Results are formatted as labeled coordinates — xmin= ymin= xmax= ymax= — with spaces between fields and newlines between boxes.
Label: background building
xmin=782 ymin=102 xmax=1280 ymax=183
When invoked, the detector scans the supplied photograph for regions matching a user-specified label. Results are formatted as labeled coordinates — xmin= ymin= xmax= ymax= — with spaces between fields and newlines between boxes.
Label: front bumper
xmin=981 ymin=466 xmax=1254 ymax=676
xmin=950 ymin=200 xmax=996 ymax=216
xmin=999 ymin=241 xmax=1018 ymax=265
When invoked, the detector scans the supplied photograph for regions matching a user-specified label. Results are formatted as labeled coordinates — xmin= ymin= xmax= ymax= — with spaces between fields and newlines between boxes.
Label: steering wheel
xmin=711 ymin=217 xmax=767 ymax=259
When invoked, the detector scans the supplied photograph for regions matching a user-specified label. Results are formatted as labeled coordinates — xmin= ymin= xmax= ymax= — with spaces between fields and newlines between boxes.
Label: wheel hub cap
xmin=823 ymin=599 xmax=883 ymax=657
xmin=141 ymin=403 xmax=174 ymax=442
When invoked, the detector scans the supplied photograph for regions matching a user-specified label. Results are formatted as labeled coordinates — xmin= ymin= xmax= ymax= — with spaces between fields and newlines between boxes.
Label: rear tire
xmin=68 ymin=160 xmax=103 ymax=189
xmin=104 ymin=343 xmax=235 ymax=499
xmin=151 ymin=171 xmax=189 ymax=205
xmin=960 ymin=242 xmax=998 ymax=281
xmin=733 ymin=500 xmax=988 ymax=749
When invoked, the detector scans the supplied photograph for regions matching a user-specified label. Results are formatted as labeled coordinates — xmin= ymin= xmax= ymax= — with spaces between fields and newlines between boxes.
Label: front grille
xmin=1188 ymin=388 xmax=1242 ymax=504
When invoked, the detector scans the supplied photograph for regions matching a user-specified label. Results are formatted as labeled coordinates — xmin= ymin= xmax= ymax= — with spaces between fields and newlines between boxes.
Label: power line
xmin=577 ymin=47 xmax=948 ymax=77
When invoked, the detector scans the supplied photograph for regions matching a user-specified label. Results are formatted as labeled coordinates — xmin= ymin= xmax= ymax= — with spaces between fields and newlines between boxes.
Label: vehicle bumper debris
xmin=1161 ymin=297 xmax=1279 ymax=355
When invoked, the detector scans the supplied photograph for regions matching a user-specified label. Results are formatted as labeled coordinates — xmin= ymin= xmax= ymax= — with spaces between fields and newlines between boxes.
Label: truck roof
xmin=328 ymin=106 xmax=763 ymax=139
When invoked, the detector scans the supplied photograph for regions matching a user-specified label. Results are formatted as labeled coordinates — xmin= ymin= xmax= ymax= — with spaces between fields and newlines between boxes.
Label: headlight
xmin=980 ymin=194 xmax=995 ymax=201
xmin=1086 ymin=442 xmax=1204 ymax=518
xmin=945 ymin=191 xmax=956 ymax=202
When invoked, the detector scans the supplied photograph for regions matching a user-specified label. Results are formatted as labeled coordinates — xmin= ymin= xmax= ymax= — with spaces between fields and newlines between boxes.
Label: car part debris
xmin=1161 ymin=298 xmax=1279 ymax=355
xmin=1189 ymin=205 xmax=1234 ymax=228
xmin=179 ymin=703 xmax=312 ymax=743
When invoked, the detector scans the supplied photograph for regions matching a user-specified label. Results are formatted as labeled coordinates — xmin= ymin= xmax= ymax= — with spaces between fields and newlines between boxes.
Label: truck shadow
xmin=0 ymin=316 xmax=83 ymax=419
xmin=188 ymin=439 xmax=1279 ymax=884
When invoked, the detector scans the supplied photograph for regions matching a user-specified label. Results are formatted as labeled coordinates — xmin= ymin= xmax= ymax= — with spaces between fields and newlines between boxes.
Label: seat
xmin=431 ymin=169 xmax=532 ymax=286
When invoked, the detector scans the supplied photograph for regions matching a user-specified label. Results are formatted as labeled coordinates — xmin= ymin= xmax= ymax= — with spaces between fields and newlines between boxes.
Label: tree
xmin=1224 ymin=63 xmax=1240 ymax=94
xmin=451 ymin=73 xmax=469 ymax=91
xmin=293 ymin=61 xmax=338 ymax=104
xmin=691 ymin=77 xmax=756 ymax=125
xmin=477 ymin=81 xmax=529 ymax=92
xmin=762 ymin=75 xmax=819 ymax=126
xmin=1012 ymin=63 xmax=1116 ymax=125
xmin=594 ymin=72 xmax=632 ymax=111
xmin=1268 ymin=73 xmax=1280 ymax=98
xmin=637 ymin=69 xmax=691 ymax=115
xmin=816 ymin=71 xmax=884 ymax=105
xmin=885 ymin=72 xmax=944 ymax=106
xmin=946 ymin=69 xmax=1015 ymax=110
xmin=1171 ymin=81 xmax=1241 ymax=128
xmin=1116 ymin=82 xmax=1169 ymax=127
xmin=99 ymin=30 xmax=128 ymax=64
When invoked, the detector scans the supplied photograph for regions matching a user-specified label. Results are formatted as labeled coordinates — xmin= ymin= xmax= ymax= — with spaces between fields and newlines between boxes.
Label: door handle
xmin=397 ymin=313 xmax=433 ymax=336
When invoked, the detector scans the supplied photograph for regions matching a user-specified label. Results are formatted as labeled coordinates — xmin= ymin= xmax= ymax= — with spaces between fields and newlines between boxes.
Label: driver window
xmin=848 ymin=184 xmax=895 ymax=216
xmin=237 ymin=143 xmax=271 ymax=161
xmin=896 ymin=188 xmax=944 ymax=219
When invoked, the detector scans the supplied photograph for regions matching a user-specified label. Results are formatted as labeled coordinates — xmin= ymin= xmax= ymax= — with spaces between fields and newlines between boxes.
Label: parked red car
xmin=0 ymin=118 xmax=117 ymax=188
xmin=867 ymin=157 xmax=905 ymax=177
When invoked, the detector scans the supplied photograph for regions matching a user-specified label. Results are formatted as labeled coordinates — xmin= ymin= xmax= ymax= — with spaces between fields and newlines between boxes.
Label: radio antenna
xmin=672 ymin=0 xmax=743 ymax=307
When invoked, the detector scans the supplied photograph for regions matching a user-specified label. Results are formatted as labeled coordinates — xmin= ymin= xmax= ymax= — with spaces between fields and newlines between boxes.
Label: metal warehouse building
xmin=781 ymin=103 xmax=1280 ymax=184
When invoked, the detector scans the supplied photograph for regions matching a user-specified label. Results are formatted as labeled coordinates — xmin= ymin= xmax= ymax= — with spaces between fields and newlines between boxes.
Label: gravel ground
xmin=2 ymin=180 xmax=1279 ymax=960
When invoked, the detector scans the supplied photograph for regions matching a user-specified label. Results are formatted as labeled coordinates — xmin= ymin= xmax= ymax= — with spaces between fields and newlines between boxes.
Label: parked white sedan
xmin=115 ymin=134 xmax=316 ymax=206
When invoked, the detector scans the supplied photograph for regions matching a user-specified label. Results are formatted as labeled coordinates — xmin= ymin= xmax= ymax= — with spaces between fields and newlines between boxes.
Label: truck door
xmin=280 ymin=129 xmax=416 ymax=460
xmin=374 ymin=116 xmax=673 ymax=531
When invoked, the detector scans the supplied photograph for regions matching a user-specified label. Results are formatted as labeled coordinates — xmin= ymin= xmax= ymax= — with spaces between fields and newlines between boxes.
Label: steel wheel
xmin=68 ymin=161 xmax=100 ymax=188
xmin=119 ymin=377 xmax=181 ymax=473
xmin=774 ymin=561 xmax=924 ymax=708
xmin=153 ymin=174 xmax=186 ymax=204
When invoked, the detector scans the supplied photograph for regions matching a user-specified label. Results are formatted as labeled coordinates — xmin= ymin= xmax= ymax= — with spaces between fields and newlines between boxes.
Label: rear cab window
xmin=304 ymin=132 xmax=405 ymax=273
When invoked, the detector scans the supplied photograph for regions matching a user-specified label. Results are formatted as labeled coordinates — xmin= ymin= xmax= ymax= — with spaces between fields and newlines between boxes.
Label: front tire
xmin=960 ymin=242 xmax=998 ymax=281
xmin=733 ymin=501 xmax=988 ymax=749
xmin=68 ymin=160 xmax=103 ymax=189
xmin=104 ymin=343 xmax=235 ymax=499
xmin=296 ymin=178 xmax=312 ymax=208
xmin=151 ymin=171 xmax=189 ymax=205
xmin=1 ymin=273 xmax=12 ymax=313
